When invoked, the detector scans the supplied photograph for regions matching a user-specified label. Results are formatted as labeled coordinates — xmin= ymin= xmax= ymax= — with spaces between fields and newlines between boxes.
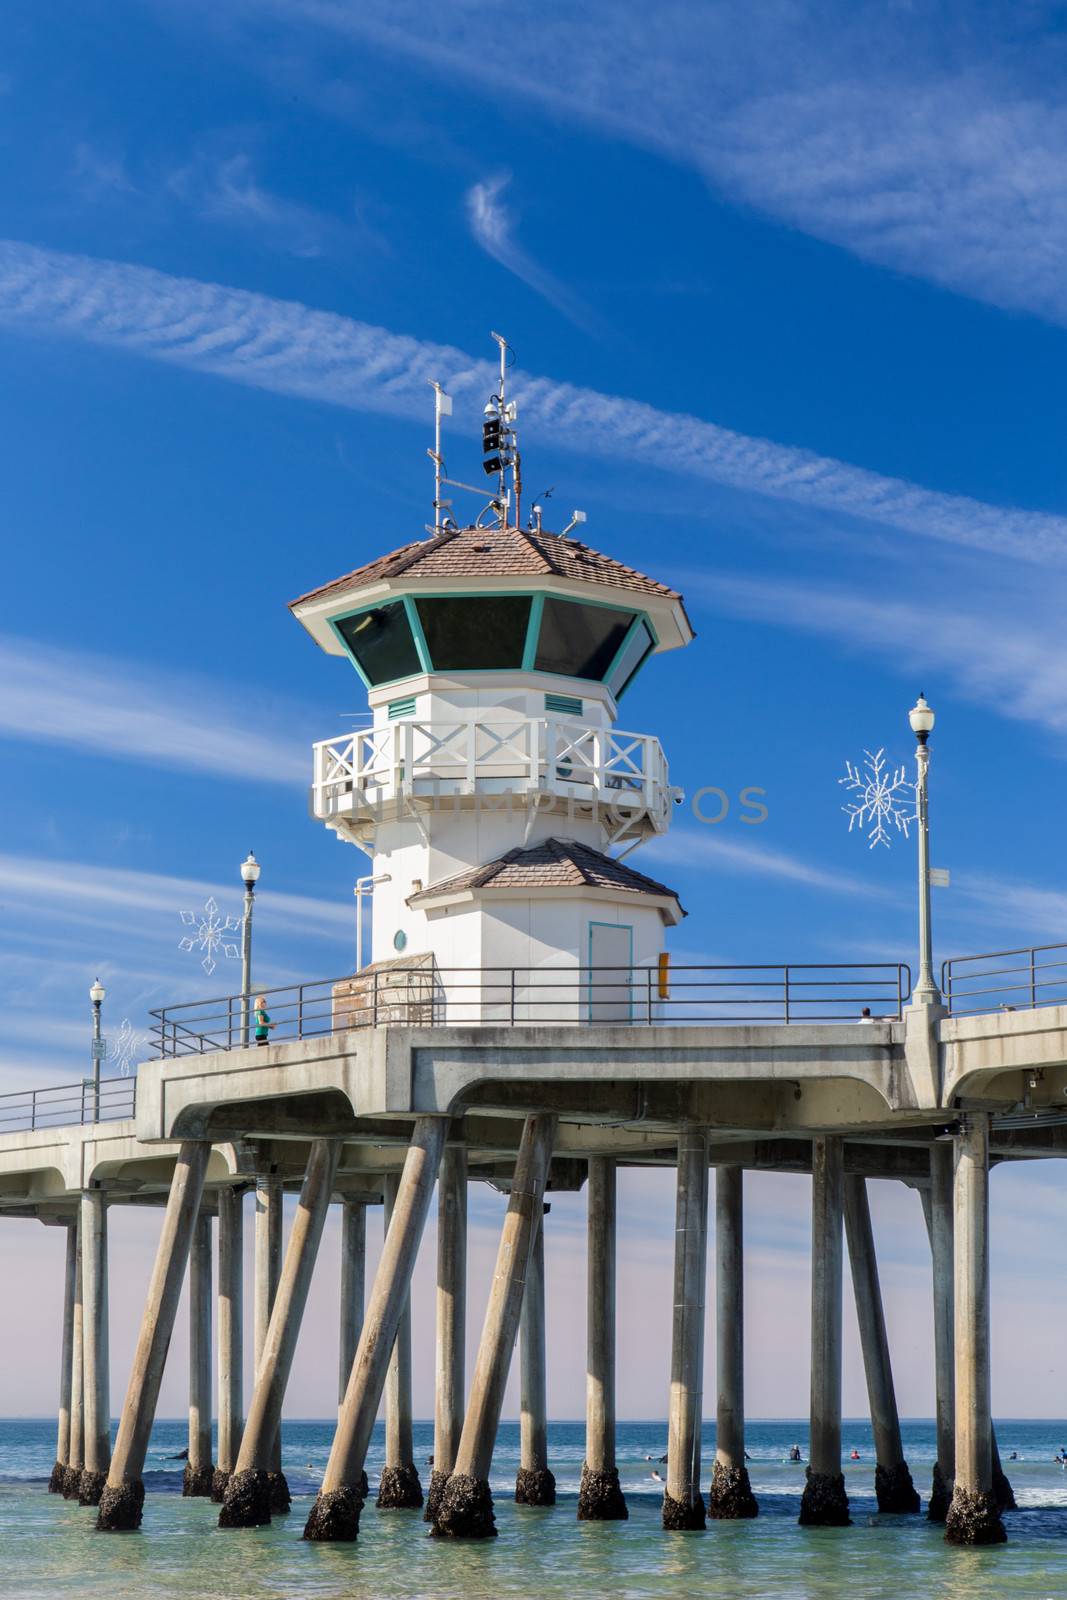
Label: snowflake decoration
xmin=839 ymin=748 xmax=916 ymax=849
xmin=179 ymin=897 xmax=243 ymax=976
xmin=112 ymin=1018 xmax=147 ymax=1077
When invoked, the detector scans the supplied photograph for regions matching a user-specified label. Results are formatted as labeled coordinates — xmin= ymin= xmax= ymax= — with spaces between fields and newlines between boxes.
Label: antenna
xmin=483 ymin=332 xmax=520 ymax=529
xmin=427 ymin=380 xmax=453 ymax=531
xmin=561 ymin=509 xmax=587 ymax=536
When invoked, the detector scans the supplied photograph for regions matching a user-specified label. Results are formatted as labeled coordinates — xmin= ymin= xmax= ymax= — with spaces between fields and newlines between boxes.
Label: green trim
xmin=522 ymin=593 xmax=545 ymax=671
xmin=327 ymin=612 xmax=373 ymax=689
xmin=388 ymin=695 xmax=417 ymax=719
xmin=402 ymin=595 xmax=433 ymax=674
xmin=587 ymin=921 xmax=634 ymax=1023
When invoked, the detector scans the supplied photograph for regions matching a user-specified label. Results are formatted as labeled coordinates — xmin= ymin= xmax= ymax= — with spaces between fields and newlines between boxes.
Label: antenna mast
xmin=483 ymin=332 xmax=520 ymax=530
xmin=427 ymin=380 xmax=453 ymax=531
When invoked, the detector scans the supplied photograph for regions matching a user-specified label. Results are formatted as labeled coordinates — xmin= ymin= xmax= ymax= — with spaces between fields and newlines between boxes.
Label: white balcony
xmin=311 ymin=717 xmax=674 ymax=845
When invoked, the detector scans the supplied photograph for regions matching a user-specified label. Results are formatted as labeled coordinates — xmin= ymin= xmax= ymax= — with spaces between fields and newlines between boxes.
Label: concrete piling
xmin=212 ymin=1185 xmax=244 ymax=1502
xmin=923 ymin=1143 xmax=955 ymax=1521
xmin=799 ymin=1136 xmax=850 ymax=1527
xmin=663 ymin=1123 xmax=709 ymax=1531
xmin=49 ymin=1221 xmax=78 ymax=1494
xmin=219 ymin=1140 xmax=340 ymax=1529
xmin=97 ymin=1141 xmax=211 ymax=1531
xmin=62 ymin=1219 xmax=84 ymax=1500
xmin=377 ymin=1172 xmax=423 ymax=1510
xmin=79 ymin=1188 xmax=111 ymax=1506
xmin=515 ymin=1207 xmax=555 ymax=1506
xmin=183 ymin=1210 xmax=214 ymax=1496
xmin=578 ymin=1156 xmax=627 ymax=1521
xmin=425 ymin=1145 xmax=466 ymax=1525
xmin=843 ymin=1175 xmax=918 ymax=1513
xmin=945 ymin=1114 xmax=1005 ymax=1546
xmin=709 ymin=1165 xmax=758 ymax=1519
xmin=431 ymin=1113 xmax=557 ymax=1540
xmin=253 ymin=1171 xmax=289 ymax=1513
xmin=337 ymin=1197 xmax=368 ymax=1502
xmin=304 ymin=1116 xmax=448 ymax=1542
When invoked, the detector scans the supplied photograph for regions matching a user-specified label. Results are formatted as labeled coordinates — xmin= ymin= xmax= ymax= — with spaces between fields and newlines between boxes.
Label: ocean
xmin=5 ymin=1417 xmax=1067 ymax=1599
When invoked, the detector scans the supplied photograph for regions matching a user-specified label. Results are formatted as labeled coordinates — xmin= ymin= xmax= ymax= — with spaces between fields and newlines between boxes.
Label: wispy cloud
xmin=0 ymin=632 xmax=308 ymax=783
xmin=647 ymin=828 xmax=894 ymax=901
xmin=167 ymin=151 xmax=333 ymax=259
xmin=236 ymin=1 xmax=1067 ymax=331
xmin=1 ymin=239 xmax=1065 ymax=569
xmin=702 ymin=573 xmax=1067 ymax=742
xmin=465 ymin=173 xmax=603 ymax=335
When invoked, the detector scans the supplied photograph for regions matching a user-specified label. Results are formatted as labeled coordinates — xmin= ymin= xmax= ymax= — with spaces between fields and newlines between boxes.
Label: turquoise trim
xmin=522 ymin=593 xmax=545 ymax=671
xmin=587 ymin=921 xmax=634 ymax=1023
xmin=402 ymin=595 xmax=433 ymax=673
xmin=545 ymin=692 xmax=583 ymax=716
xmin=327 ymin=612 xmax=373 ymax=689
xmin=388 ymin=695 xmax=417 ymax=719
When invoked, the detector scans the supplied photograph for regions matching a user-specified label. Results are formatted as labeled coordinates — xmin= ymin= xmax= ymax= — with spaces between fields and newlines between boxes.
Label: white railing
xmin=312 ymin=717 xmax=671 ymax=828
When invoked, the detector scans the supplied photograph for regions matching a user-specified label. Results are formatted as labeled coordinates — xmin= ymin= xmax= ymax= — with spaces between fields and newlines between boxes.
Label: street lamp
xmin=240 ymin=852 xmax=260 ymax=1046
xmin=89 ymin=978 xmax=105 ymax=1123
xmin=908 ymin=694 xmax=941 ymax=1007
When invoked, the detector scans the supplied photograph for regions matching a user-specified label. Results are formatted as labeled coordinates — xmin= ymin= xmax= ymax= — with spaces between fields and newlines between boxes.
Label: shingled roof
xmin=407 ymin=838 xmax=684 ymax=914
xmin=290 ymin=524 xmax=680 ymax=609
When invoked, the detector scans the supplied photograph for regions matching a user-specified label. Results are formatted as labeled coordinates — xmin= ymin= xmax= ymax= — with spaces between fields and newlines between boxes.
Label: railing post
xmin=647 ymin=966 xmax=654 ymax=1024
xmin=510 ymin=969 xmax=517 ymax=1026
xmin=30 ymin=1089 xmax=36 ymax=1132
xmin=1030 ymin=950 xmax=1037 ymax=1009
xmin=783 ymin=966 xmax=790 ymax=1024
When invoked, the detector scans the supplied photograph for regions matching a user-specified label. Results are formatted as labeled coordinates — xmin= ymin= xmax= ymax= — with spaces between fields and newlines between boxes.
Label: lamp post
xmin=89 ymin=978 xmax=105 ymax=1123
xmin=908 ymin=694 xmax=940 ymax=1007
xmin=240 ymin=852 xmax=261 ymax=1046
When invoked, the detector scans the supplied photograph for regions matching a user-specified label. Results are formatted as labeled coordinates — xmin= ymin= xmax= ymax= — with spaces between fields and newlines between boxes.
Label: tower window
xmin=605 ymin=618 xmax=655 ymax=698
xmin=414 ymin=595 xmax=531 ymax=670
xmin=336 ymin=601 xmax=421 ymax=685
xmin=534 ymin=598 xmax=636 ymax=681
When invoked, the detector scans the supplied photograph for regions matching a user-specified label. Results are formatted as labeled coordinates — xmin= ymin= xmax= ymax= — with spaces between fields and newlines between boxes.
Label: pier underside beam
xmin=431 ymin=1113 xmax=557 ymax=1541
xmin=663 ymin=1123 xmax=708 ymax=1531
xmin=305 ymin=1115 xmax=448 ymax=1543
xmin=578 ymin=1157 xmax=627 ymax=1521
xmin=843 ymin=1175 xmax=918 ymax=1513
xmin=219 ymin=1139 xmax=340 ymax=1529
xmin=709 ymin=1165 xmax=757 ymax=1519
xmin=97 ymin=1141 xmax=210 ymax=1531
xmin=799 ymin=1135 xmax=850 ymax=1527
xmin=377 ymin=1172 xmax=423 ymax=1510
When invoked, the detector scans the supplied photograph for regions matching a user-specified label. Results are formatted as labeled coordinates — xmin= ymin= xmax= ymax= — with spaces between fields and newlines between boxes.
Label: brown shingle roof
xmin=290 ymin=525 xmax=680 ymax=609
xmin=408 ymin=838 xmax=684 ymax=912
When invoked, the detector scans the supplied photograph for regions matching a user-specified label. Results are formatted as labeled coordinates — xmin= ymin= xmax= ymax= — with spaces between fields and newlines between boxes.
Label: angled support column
xmin=663 ymin=1123 xmax=708 ymax=1531
xmin=945 ymin=1114 xmax=1005 ymax=1545
xmin=212 ymin=1185 xmax=244 ymax=1502
xmin=426 ymin=1145 xmax=466 ymax=1525
xmin=338 ymin=1197 xmax=368 ymax=1502
xmin=252 ymin=1171 xmax=288 ymax=1513
xmin=578 ymin=1157 xmax=627 ymax=1521
xmin=62 ymin=1217 xmax=84 ymax=1499
xmin=799 ymin=1135 xmax=850 ymax=1527
xmin=377 ymin=1173 xmax=423 ymax=1509
xmin=516 ymin=1205 xmax=555 ymax=1506
xmin=219 ymin=1139 xmax=341 ymax=1529
xmin=923 ymin=1142 xmax=955 ymax=1520
xmin=183 ymin=1209 xmax=214 ymax=1496
xmin=432 ymin=1113 xmax=557 ymax=1540
xmin=709 ymin=1165 xmax=758 ymax=1519
xmin=844 ymin=1175 xmax=918 ymax=1513
xmin=49 ymin=1221 xmax=78 ymax=1494
xmin=305 ymin=1116 xmax=448 ymax=1542
xmin=97 ymin=1141 xmax=210 ymax=1530
xmin=79 ymin=1188 xmax=111 ymax=1506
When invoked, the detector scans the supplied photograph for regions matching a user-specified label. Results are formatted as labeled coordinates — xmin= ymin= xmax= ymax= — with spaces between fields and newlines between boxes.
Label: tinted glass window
xmin=415 ymin=595 xmax=531 ymax=670
xmin=606 ymin=619 xmax=654 ymax=697
xmin=336 ymin=601 xmax=421 ymax=685
xmin=534 ymin=598 xmax=636 ymax=681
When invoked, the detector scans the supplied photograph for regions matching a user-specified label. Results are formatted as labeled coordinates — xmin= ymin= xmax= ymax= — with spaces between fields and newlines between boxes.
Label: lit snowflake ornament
xmin=112 ymin=1018 xmax=147 ymax=1077
xmin=179 ymin=896 xmax=243 ymax=976
xmin=839 ymin=749 xmax=916 ymax=849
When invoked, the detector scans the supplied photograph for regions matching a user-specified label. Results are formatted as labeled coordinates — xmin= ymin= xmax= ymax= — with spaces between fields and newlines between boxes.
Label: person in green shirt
xmin=254 ymin=996 xmax=276 ymax=1046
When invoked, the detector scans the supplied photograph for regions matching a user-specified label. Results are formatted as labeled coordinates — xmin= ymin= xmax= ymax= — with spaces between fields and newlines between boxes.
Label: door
xmin=588 ymin=922 xmax=634 ymax=1023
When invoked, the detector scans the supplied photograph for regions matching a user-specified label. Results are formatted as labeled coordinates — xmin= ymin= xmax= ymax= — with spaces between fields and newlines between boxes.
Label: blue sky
xmin=3 ymin=0 xmax=1067 ymax=1420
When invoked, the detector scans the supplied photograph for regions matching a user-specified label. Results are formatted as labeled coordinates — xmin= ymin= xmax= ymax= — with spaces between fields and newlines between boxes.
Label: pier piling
xmin=663 ymin=1124 xmax=708 ymax=1531
xmin=923 ymin=1143 xmax=955 ymax=1520
xmin=62 ymin=1219 xmax=84 ymax=1499
xmin=515 ymin=1206 xmax=555 ymax=1506
xmin=252 ymin=1171 xmax=289 ymax=1513
xmin=709 ymin=1165 xmax=757 ymax=1519
xmin=79 ymin=1188 xmax=111 ymax=1506
xmin=183 ymin=1209 xmax=214 ymax=1496
xmin=212 ymin=1185 xmax=244 ymax=1501
xmin=578 ymin=1157 xmax=627 ymax=1521
xmin=799 ymin=1136 xmax=850 ymax=1527
xmin=49 ymin=1221 xmax=78 ymax=1494
xmin=377 ymin=1173 xmax=423 ymax=1509
xmin=426 ymin=1145 xmax=466 ymax=1524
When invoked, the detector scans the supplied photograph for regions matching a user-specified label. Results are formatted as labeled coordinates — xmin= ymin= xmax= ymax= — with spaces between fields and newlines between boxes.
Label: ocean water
xmin=6 ymin=1417 xmax=1067 ymax=1600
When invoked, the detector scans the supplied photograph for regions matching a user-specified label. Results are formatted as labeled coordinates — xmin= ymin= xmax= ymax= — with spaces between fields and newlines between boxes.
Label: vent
xmin=388 ymin=695 xmax=417 ymax=720
xmin=545 ymin=693 xmax=582 ymax=716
